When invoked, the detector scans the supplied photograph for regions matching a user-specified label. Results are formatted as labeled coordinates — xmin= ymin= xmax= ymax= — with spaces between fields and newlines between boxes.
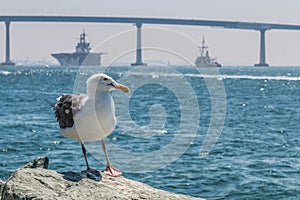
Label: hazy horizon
xmin=1 ymin=0 xmax=300 ymax=66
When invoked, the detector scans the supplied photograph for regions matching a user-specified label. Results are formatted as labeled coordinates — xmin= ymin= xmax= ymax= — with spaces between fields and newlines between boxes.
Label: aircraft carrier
xmin=52 ymin=30 xmax=104 ymax=66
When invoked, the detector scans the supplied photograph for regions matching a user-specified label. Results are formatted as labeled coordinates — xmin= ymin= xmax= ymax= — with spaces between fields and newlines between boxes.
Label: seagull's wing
xmin=54 ymin=94 xmax=86 ymax=129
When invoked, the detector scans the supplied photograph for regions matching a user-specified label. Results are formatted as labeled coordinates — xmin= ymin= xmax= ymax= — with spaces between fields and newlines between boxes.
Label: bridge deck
xmin=0 ymin=16 xmax=300 ymax=30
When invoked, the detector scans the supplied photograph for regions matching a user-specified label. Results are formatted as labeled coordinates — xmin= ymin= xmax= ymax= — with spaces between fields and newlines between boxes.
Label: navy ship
xmin=195 ymin=37 xmax=221 ymax=68
xmin=52 ymin=30 xmax=104 ymax=66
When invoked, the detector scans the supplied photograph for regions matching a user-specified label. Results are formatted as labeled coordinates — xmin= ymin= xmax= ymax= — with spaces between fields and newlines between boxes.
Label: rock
xmin=0 ymin=179 xmax=3 ymax=200
xmin=22 ymin=157 xmax=49 ymax=169
xmin=2 ymin=157 xmax=204 ymax=200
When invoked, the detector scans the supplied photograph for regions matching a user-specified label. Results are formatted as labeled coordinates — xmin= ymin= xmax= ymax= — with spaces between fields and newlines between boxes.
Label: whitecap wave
xmin=142 ymin=129 xmax=168 ymax=134
xmin=187 ymin=74 xmax=300 ymax=81
xmin=0 ymin=71 xmax=12 ymax=75
xmin=125 ymin=71 xmax=300 ymax=81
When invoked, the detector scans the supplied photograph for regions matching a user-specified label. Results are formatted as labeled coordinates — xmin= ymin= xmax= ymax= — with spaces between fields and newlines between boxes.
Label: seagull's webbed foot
xmin=80 ymin=167 xmax=101 ymax=181
xmin=102 ymin=165 xmax=123 ymax=177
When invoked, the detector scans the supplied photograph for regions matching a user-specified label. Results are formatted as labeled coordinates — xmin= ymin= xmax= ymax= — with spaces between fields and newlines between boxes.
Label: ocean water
xmin=0 ymin=65 xmax=299 ymax=200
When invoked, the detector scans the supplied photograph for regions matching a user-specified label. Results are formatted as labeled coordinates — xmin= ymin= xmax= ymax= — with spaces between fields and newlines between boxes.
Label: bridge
xmin=1 ymin=15 xmax=300 ymax=66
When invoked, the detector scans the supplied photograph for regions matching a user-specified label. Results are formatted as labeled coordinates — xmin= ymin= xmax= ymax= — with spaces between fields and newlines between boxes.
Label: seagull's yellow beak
xmin=114 ymin=83 xmax=130 ymax=93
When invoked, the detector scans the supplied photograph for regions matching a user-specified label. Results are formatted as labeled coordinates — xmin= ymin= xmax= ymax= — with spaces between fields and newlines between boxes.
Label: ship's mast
xmin=199 ymin=36 xmax=208 ymax=57
xmin=80 ymin=29 xmax=86 ymax=44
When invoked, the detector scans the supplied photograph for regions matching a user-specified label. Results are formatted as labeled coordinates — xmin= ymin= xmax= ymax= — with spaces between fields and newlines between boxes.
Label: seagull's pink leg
xmin=101 ymin=140 xmax=122 ymax=177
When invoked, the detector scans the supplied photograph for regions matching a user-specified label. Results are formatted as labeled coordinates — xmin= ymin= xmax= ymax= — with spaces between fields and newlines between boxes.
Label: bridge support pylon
xmin=255 ymin=29 xmax=269 ymax=67
xmin=131 ymin=23 xmax=146 ymax=66
xmin=1 ymin=20 xmax=15 ymax=66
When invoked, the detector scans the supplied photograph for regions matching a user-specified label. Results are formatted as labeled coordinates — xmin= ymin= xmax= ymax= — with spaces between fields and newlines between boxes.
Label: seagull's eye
xmin=103 ymin=77 xmax=108 ymax=81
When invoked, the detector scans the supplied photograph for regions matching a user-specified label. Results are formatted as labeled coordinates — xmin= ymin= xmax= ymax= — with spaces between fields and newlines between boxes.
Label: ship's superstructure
xmin=195 ymin=37 xmax=221 ymax=68
xmin=52 ymin=30 xmax=103 ymax=66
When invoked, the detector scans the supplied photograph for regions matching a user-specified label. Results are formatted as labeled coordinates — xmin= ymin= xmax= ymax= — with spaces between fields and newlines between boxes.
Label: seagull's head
xmin=87 ymin=73 xmax=130 ymax=94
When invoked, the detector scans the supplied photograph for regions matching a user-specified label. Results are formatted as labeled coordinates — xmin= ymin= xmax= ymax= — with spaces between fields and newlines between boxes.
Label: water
xmin=0 ymin=65 xmax=299 ymax=199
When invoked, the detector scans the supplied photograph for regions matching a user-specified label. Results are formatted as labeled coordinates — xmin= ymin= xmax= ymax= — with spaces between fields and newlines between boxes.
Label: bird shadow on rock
xmin=22 ymin=157 xmax=102 ymax=183
xmin=60 ymin=170 xmax=102 ymax=182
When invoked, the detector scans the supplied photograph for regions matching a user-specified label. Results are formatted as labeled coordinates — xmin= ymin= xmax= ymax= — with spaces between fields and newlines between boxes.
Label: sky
xmin=1 ymin=0 xmax=300 ymax=66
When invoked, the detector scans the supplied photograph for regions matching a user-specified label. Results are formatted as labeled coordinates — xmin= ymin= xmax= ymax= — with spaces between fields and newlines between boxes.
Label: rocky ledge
xmin=1 ymin=157 xmax=203 ymax=200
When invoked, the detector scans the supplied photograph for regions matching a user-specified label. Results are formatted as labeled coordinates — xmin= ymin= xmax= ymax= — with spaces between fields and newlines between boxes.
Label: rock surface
xmin=0 ymin=179 xmax=3 ymax=200
xmin=1 ymin=157 xmax=204 ymax=200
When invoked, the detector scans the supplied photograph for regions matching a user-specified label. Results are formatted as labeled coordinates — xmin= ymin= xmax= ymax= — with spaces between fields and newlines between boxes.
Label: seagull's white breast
xmin=61 ymin=92 xmax=116 ymax=142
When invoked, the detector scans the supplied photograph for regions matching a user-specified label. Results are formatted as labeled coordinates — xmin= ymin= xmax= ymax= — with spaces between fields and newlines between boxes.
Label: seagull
xmin=54 ymin=73 xmax=130 ymax=177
